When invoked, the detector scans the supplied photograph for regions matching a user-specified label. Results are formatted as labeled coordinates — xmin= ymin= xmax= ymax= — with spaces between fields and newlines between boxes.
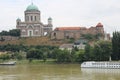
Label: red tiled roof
xmin=55 ymin=27 xmax=86 ymax=31
xmin=96 ymin=23 xmax=103 ymax=27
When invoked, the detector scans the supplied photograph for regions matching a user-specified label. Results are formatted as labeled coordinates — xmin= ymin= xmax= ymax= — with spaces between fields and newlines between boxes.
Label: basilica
xmin=16 ymin=3 xmax=110 ymax=40
xmin=16 ymin=3 xmax=53 ymax=37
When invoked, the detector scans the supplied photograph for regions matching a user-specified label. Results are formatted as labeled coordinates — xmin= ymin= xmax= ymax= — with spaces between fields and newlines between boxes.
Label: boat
xmin=0 ymin=61 xmax=16 ymax=65
xmin=81 ymin=61 xmax=120 ymax=69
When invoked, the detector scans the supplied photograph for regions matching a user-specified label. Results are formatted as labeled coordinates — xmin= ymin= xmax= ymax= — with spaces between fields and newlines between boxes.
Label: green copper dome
xmin=48 ymin=17 xmax=52 ymax=20
xmin=26 ymin=3 xmax=39 ymax=11
xmin=16 ymin=18 xmax=21 ymax=21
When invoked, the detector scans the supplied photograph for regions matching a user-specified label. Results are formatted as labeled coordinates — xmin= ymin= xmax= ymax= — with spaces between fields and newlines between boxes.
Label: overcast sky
xmin=0 ymin=0 xmax=120 ymax=35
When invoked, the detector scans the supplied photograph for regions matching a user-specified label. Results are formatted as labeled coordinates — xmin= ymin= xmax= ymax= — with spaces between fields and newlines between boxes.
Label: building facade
xmin=16 ymin=3 xmax=53 ymax=37
xmin=51 ymin=23 xmax=109 ymax=40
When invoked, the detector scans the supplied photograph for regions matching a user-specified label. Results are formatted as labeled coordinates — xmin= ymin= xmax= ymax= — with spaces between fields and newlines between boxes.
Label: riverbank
xmin=16 ymin=59 xmax=56 ymax=65
xmin=0 ymin=59 xmax=81 ymax=65
xmin=14 ymin=59 xmax=80 ymax=65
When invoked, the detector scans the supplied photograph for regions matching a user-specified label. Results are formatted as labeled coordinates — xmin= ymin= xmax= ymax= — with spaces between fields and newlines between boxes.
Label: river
xmin=0 ymin=64 xmax=120 ymax=80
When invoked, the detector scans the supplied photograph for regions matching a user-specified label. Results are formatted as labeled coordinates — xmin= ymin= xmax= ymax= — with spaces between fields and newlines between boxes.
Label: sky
xmin=0 ymin=0 xmax=120 ymax=35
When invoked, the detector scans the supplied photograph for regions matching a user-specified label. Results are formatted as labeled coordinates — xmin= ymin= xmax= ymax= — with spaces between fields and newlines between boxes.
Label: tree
xmin=11 ymin=52 xmax=26 ymax=60
xmin=93 ymin=41 xmax=112 ymax=61
xmin=43 ymin=52 xmax=47 ymax=62
xmin=0 ymin=29 xmax=20 ymax=37
xmin=95 ymin=33 xmax=103 ymax=39
xmin=0 ymin=54 xmax=11 ymax=60
xmin=0 ymin=37 xmax=5 ymax=41
xmin=53 ymin=49 xmax=71 ymax=63
xmin=9 ymin=29 xmax=20 ymax=37
xmin=84 ymin=44 xmax=92 ymax=60
xmin=70 ymin=49 xmax=77 ymax=62
xmin=52 ymin=49 xmax=61 ymax=59
xmin=0 ymin=31 xmax=9 ymax=36
xmin=81 ymin=34 xmax=95 ymax=41
xmin=75 ymin=49 xmax=85 ymax=62
xmin=112 ymin=31 xmax=120 ymax=60
xmin=26 ymin=48 xmax=43 ymax=59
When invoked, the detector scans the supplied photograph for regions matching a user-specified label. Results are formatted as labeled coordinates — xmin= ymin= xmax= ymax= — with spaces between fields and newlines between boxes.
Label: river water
xmin=0 ymin=64 xmax=120 ymax=80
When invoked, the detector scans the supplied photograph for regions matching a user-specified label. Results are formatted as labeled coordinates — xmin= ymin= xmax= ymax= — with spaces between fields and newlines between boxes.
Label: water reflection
xmin=81 ymin=68 xmax=120 ymax=80
xmin=0 ymin=64 xmax=82 ymax=80
xmin=81 ymin=68 xmax=120 ymax=74
xmin=0 ymin=64 xmax=120 ymax=80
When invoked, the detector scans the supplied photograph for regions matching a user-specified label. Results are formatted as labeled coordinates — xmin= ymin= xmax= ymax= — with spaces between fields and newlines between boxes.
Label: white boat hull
xmin=81 ymin=61 xmax=120 ymax=69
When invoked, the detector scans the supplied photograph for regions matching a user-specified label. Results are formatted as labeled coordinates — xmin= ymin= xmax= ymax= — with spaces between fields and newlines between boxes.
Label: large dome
xmin=26 ymin=3 xmax=39 ymax=11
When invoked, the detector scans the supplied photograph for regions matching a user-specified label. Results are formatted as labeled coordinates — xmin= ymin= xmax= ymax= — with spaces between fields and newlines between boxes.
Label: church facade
xmin=16 ymin=3 xmax=53 ymax=37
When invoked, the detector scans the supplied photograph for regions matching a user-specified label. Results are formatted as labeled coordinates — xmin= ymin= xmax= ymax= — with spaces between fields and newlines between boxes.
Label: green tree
xmin=112 ymin=31 xmax=120 ymax=60
xmin=9 ymin=29 xmax=20 ymax=37
xmin=70 ymin=49 xmax=77 ymax=62
xmin=0 ymin=54 xmax=11 ymax=60
xmin=42 ymin=52 xmax=47 ymax=62
xmin=81 ymin=34 xmax=95 ymax=41
xmin=95 ymin=33 xmax=103 ymax=39
xmin=11 ymin=52 xmax=26 ymax=60
xmin=0 ymin=31 xmax=9 ymax=36
xmin=54 ymin=49 xmax=71 ymax=63
xmin=93 ymin=41 xmax=112 ymax=61
xmin=0 ymin=29 xmax=20 ymax=37
xmin=27 ymin=48 xmax=43 ymax=59
xmin=0 ymin=37 xmax=5 ymax=41
xmin=75 ymin=49 xmax=85 ymax=62
xmin=52 ymin=49 xmax=61 ymax=59
xmin=84 ymin=44 xmax=92 ymax=60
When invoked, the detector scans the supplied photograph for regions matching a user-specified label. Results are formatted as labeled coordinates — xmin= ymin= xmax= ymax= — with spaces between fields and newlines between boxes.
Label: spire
xmin=31 ymin=0 xmax=33 ymax=3
xmin=31 ymin=0 xmax=34 ymax=5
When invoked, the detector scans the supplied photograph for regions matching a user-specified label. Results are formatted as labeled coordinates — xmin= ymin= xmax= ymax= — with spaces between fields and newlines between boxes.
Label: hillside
xmin=0 ymin=37 xmax=64 ymax=46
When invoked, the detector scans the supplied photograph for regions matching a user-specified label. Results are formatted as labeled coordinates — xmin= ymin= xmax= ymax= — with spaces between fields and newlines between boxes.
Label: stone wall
xmin=51 ymin=23 xmax=105 ymax=40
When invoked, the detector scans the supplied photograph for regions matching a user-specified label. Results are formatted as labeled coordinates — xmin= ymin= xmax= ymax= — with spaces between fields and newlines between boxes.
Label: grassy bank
xmin=16 ymin=59 xmax=56 ymax=65
xmin=16 ymin=59 xmax=80 ymax=65
xmin=0 ymin=59 xmax=80 ymax=65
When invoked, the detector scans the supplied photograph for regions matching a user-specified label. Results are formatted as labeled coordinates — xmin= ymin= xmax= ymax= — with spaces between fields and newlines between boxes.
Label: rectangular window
xmin=26 ymin=16 xmax=29 ymax=21
xmin=31 ymin=16 xmax=33 ymax=21
xmin=27 ymin=16 xmax=29 ymax=21
xmin=35 ymin=16 xmax=37 ymax=21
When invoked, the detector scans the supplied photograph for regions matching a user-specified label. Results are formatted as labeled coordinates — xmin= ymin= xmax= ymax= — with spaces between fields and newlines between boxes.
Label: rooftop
xmin=26 ymin=3 xmax=39 ymax=11
xmin=96 ymin=23 xmax=103 ymax=27
xmin=55 ymin=27 xmax=86 ymax=31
